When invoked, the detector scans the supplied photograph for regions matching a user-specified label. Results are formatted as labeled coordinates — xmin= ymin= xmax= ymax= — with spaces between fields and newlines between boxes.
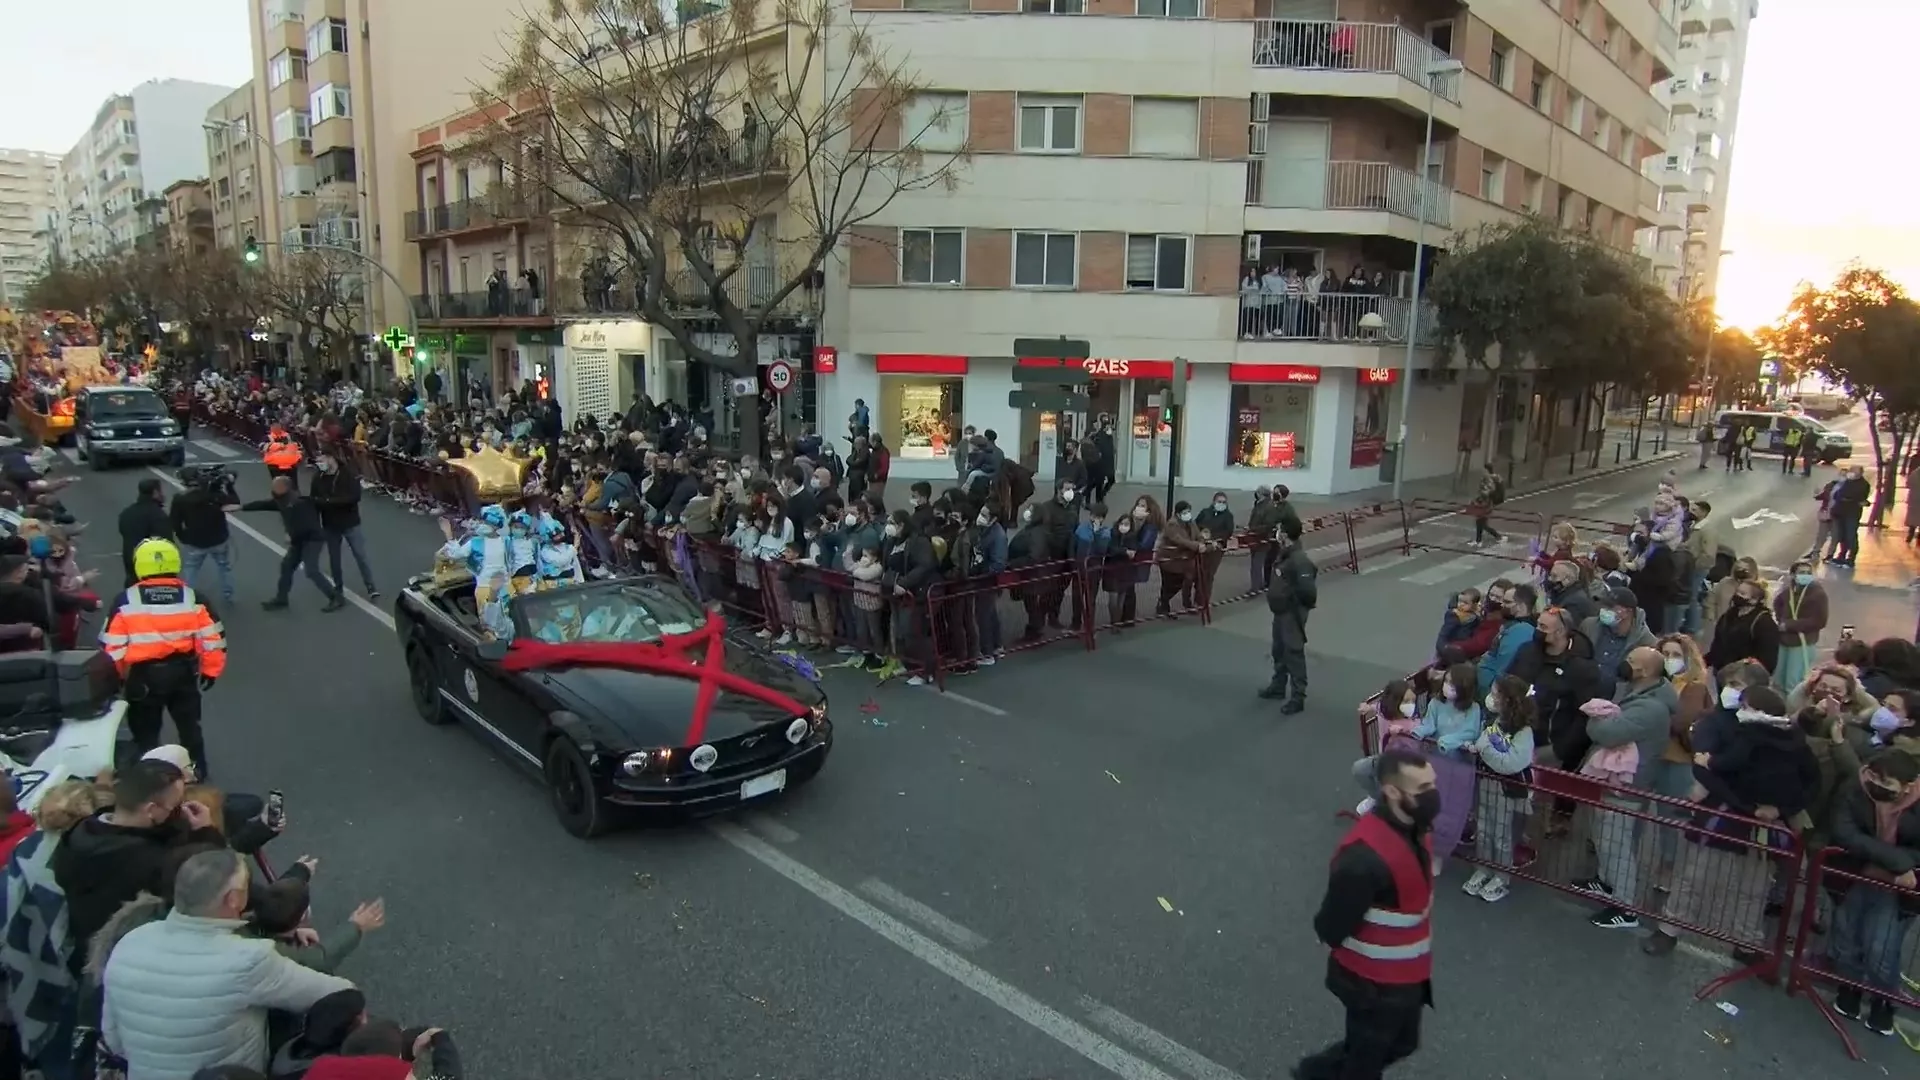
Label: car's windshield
xmin=513 ymin=581 xmax=708 ymax=644
xmin=89 ymin=392 xmax=167 ymax=421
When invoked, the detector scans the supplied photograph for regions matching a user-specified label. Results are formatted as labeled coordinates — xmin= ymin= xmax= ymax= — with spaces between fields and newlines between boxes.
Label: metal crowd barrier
xmin=195 ymin=403 xmax=481 ymax=519
xmin=1786 ymin=846 xmax=1920 ymax=1060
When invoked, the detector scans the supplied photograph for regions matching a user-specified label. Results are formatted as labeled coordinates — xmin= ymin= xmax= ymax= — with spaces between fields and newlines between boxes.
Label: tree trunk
xmin=1866 ymin=399 xmax=1891 ymax=527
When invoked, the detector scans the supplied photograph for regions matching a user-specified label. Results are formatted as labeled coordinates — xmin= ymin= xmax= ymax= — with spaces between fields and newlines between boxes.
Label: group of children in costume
xmin=437 ymin=502 xmax=585 ymax=637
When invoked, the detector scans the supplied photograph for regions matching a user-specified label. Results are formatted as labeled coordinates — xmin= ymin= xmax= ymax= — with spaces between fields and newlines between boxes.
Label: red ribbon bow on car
xmin=499 ymin=612 xmax=810 ymax=747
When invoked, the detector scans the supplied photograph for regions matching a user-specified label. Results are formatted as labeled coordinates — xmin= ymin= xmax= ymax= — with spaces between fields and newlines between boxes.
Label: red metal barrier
xmin=1786 ymin=846 xmax=1920 ymax=1060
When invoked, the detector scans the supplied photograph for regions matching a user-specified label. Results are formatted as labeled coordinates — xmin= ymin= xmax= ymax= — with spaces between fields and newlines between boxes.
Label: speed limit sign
xmin=765 ymin=359 xmax=795 ymax=394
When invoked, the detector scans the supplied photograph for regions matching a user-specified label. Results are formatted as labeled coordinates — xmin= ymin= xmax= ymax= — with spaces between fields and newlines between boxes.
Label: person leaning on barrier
xmin=1573 ymin=645 xmax=1678 ymax=932
xmin=1579 ymin=584 xmax=1657 ymax=697
xmin=1258 ymin=518 xmax=1317 ymax=715
xmin=1819 ymin=747 xmax=1920 ymax=1035
xmin=1642 ymin=683 xmax=1819 ymax=959
xmin=1293 ymin=747 xmax=1436 ymax=1080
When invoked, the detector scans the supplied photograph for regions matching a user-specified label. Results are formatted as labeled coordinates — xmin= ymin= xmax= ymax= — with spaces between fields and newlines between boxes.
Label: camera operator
xmin=171 ymin=467 xmax=241 ymax=605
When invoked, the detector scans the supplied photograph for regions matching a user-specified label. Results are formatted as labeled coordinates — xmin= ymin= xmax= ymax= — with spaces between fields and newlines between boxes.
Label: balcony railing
xmin=552 ymin=259 xmax=822 ymax=319
xmin=549 ymin=131 xmax=787 ymax=210
xmin=1251 ymin=20 xmax=1463 ymax=105
xmin=403 ymin=189 xmax=543 ymax=240
xmin=1238 ymin=292 xmax=1441 ymax=346
xmin=413 ymin=290 xmax=549 ymax=322
xmin=1246 ymin=159 xmax=1452 ymax=230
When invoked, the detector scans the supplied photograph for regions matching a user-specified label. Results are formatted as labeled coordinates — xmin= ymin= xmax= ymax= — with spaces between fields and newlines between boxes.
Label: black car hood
xmin=541 ymin=631 xmax=825 ymax=747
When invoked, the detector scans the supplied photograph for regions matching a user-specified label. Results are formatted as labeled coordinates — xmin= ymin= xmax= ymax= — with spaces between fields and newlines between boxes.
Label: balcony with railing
xmin=1246 ymin=159 xmax=1452 ymax=233
xmin=1678 ymin=0 xmax=1736 ymax=35
xmin=412 ymin=290 xmax=552 ymax=324
xmin=403 ymin=188 xmax=544 ymax=241
xmin=1646 ymin=155 xmax=1690 ymax=192
xmin=549 ymin=130 xmax=788 ymax=214
xmin=1664 ymin=75 xmax=1697 ymax=114
xmin=1237 ymin=292 xmax=1441 ymax=347
xmin=1251 ymin=20 xmax=1462 ymax=112
xmin=552 ymin=257 xmax=822 ymax=321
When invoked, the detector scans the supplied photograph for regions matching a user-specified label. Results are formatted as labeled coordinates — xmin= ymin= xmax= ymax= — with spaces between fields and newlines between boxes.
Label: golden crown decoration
xmin=447 ymin=445 xmax=528 ymax=500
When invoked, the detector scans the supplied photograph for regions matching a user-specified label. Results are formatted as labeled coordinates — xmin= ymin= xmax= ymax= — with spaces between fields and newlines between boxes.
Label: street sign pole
xmin=1007 ymin=336 xmax=1095 ymax=418
xmin=1166 ymin=356 xmax=1188 ymax=513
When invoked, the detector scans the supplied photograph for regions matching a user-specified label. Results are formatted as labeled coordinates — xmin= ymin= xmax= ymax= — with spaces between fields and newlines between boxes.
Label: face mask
xmin=843 ymin=513 xmax=859 ymax=527
xmin=1060 ymin=488 xmax=1076 ymax=502
xmin=1869 ymin=780 xmax=1905 ymax=803
xmin=1793 ymin=573 xmax=1814 ymax=587
xmin=1401 ymin=788 xmax=1441 ymax=828
xmin=1598 ymin=609 xmax=1619 ymax=628
xmin=1398 ymin=700 xmax=1417 ymax=719
xmin=1872 ymin=707 xmax=1903 ymax=736
xmin=1719 ymin=686 xmax=1742 ymax=709
xmin=1022 ymin=509 xmax=1035 ymax=524
xmin=803 ymin=531 xmax=818 ymax=542
xmin=1177 ymin=510 xmax=1194 ymax=523
xmin=1663 ymin=656 xmax=1686 ymax=677
xmin=884 ymin=523 xmax=901 ymax=538
xmin=1212 ymin=500 xmax=1227 ymax=512
xmin=1483 ymin=693 xmax=1499 ymax=713
xmin=1132 ymin=508 xmax=1148 ymax=520
xmin=976 ymin=513 xmax=991 ymax=527
xmin=1442 ymin=684 xmax=1457 ymax=702
xmin=912 ymin=497 xmax=927 ymax=507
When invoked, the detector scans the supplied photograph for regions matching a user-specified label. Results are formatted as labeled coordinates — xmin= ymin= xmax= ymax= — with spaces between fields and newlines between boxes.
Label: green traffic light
xmin=243 ymin=235 xmax=259 ymax=264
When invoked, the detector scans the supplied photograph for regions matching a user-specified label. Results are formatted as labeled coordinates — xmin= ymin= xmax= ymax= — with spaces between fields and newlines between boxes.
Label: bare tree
xmin=258 ymin=248 xmax=365 ymax=372
xmin=466 ymin=0 xmax=966 ymax=448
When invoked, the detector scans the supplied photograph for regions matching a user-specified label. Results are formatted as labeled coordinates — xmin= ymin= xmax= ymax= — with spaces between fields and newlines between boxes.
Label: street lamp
xmin=1693 ymin=248 xmax=1735 ymax=414
xmin=1391 ymin=55 xmax=1466 ymax=500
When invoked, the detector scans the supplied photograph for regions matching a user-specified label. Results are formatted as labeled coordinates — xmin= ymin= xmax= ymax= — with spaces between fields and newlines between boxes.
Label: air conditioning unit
xmin=1250 ymin=92 xmax=1271 ymax=123
xmin=1248 ymin=123 xmax=1267 ymax=155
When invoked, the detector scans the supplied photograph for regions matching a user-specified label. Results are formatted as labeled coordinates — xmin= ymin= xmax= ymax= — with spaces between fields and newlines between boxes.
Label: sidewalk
xmin=1098 ymin=437 xmax=1684 ymax=521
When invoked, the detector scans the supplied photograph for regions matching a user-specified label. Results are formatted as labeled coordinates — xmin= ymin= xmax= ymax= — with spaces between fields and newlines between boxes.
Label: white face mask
xmin=1398 ymin=700 xmax=1417 ymax=719
xmin=842 ymin=512 xmax=859 ymax=527
xmin=884 ymin=523 xmax=901 ymax=538
xmin=1132 ymin=507 xmax=1148 ymax=520
xmin=1719 ymin=686 xmax=1742 ymax=709
xmin=1663 ymin=656 xmax=1686 ymax=677
xmin=1483 ymin=693 xmax=1499 ymax=713
xmin=1059 ymin=488 xmax=1076 ymax=502
xmin=976 ymin=513 xmax=991 ymax=527
xmin=1442 ymin=684 xmax=1458 ymax=702
xmin=1177 ymin=510 xmax=1194 ymax=523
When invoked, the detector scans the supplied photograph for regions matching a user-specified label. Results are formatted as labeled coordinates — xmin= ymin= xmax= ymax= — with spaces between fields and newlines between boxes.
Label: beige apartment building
xmin=0 ymin=149 xmax=59 ymax=307
xmin=162 ymin=180 xmax=217 ymax=257
xmin=205 ymin=82 xmax=263 ymax=252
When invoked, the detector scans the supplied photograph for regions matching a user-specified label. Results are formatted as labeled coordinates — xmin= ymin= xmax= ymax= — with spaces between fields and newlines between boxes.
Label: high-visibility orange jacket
xmin=263 ymin=435 xmax=303 ymax=471
xmin=99 ymin=577 xmax=227 ymax=679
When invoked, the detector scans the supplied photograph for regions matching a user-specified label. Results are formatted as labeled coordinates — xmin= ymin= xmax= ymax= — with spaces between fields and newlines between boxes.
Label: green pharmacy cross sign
xmin=382 ymin=326 xmax=412 ymax=352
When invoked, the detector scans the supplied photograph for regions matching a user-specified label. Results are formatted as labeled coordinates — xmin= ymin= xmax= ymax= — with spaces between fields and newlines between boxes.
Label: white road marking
xmin=856 ymin=878 xmax=991 ymax=951
xmin=189 ymin=438 xmax=239 ymax=459
xmin=924 ymin=685 xmax=1009 ymax=716
xmin=1356 ymin=553 xmax=1420 ymax=576
xmin=1569 ymin=492 xmax=1617 ymax=510
xmin=1409 ymin=452 xmax=1682 ymax=529
xmin=144 ymin=466 xmax=397 ymax=631
xmin=710 ymin=824 xmax=1185 ymax=1080
xmin=742 ymin=815 xmax=800 ymax=844
xmin=1399 ymin=555 xmax=1487 ymax=586
xmin=1079 ymin=997 xmax=1252 ymax=1080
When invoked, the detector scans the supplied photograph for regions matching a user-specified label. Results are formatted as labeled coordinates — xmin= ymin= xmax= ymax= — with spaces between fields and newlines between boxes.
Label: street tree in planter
xmin=1767 ymin=264 xmax=1920 ymax=525
xmin=464 ymin=0 xmax=966 ymax=455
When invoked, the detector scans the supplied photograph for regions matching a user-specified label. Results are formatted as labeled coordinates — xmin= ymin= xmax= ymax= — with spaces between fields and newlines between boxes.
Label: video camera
xmin=178 ymin=463 xmax=239 ymax=505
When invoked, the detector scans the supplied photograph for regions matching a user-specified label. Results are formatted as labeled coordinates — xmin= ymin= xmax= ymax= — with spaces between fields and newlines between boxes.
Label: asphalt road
xmin=38 ymin=424 xmax=1905 ymax=1079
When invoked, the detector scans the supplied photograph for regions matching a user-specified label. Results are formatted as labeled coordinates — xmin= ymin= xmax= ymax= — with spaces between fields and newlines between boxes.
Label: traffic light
xmin=243 ymin=236 xmax=260 ymax=264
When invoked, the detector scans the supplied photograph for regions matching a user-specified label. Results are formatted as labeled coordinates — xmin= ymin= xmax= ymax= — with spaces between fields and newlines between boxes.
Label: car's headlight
xmin=785 ymin=717 xmax=810 ymax=745
xmin=620 ymin=748 xmax=674 ymax=776
xmin=88 ymin=426 xmax=111 ymax=437
xmin=159 ymin=422 xmax=179 ymax=435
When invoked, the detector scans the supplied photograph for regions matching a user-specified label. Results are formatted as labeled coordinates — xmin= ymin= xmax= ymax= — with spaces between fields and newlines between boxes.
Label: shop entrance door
xmin=1126 ymin=377 xmax=1175 ymax=482
xmin=1018 ymin=386 xmax=1088 ymax=483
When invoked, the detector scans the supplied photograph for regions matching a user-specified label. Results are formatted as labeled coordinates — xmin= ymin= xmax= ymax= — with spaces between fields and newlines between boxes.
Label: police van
xmin=1713 ymin=409 xmax=1853 ymax=464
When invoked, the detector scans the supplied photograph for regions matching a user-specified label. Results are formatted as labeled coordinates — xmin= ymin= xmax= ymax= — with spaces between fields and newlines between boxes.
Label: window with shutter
xmin=1130 ymin=99 xmax=1199 ymax=157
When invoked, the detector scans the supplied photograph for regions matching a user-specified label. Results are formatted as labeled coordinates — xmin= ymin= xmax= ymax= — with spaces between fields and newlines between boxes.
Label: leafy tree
xmin=1767 ymin=264 xmax=1920 ymax=523
xmin=1427 ymin=216 xmax=1690 ymax=471
xmin=466 ymin=0 xmax=966 ymax=451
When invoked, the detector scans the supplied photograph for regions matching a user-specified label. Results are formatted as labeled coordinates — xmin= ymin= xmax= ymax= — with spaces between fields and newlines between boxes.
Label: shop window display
xmin=880 ymin=376 xmax=964 ymax=460
xmin=1229 ymin=382 xmax=1314 ymax=469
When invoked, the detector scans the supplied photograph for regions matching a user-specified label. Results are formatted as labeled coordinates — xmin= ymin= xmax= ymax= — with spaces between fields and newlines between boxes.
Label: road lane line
xmin=924 ymin=686 xmax=1009 ymax=716
xmin=144 ymin=467 xmax=397 ymax=631
xmin=1355 ymin=553 xmax=1419 ymax=576
xmin=709 ymin=823 xmax=1185 ymax=1080
xmin=1078 ymin=997 xmax=1251 ymax=1080
xmin=1398 ymin=555 xmax=1484 ymax=586
xmin=190 ymin=438 xmax=239 ymax=459
xmin=856 ymin=878 xmax=990 ymax=951
xmin=743 ymin=815 xmax=800 ymax=844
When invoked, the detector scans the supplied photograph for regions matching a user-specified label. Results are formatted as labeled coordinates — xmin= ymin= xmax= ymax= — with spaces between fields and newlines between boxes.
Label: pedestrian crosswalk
xmin=54 ymin=437 xmax=240 ymax=468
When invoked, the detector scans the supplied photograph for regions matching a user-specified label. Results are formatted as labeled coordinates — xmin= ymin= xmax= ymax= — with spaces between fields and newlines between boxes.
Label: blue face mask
xmin=1598 ymin=609 xmax=1619 ymax=628
xmin=1872 ymin=706 xmax=1903 ymax=736
xmin=1793 ymin=573 xmax=1814 ymax=587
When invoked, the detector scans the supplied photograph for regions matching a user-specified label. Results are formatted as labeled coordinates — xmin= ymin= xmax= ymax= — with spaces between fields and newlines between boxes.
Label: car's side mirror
xmin=476 ymin=639 xmax=510 ymax=662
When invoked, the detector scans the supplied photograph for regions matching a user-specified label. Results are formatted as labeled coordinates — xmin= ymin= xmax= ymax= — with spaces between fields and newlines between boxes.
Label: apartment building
xmin=162 ymin=180 xmax=217 ymax=257
xmin=1639 ymin=0 xmax=1754 ymax=303
xmin=53 ymin=80 xmax=235 ymax=260
xmin=0 ymin=149 xmax=59 ymax=307
xmin=247 ymin=0 xmax=375 ymax=262
xmin=205 ymin=82 xmax=265 ymax=252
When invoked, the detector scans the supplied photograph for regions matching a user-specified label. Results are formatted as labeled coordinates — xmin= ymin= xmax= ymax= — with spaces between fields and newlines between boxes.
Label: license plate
xmin=740 ymin=770 xmax=786 ymax=800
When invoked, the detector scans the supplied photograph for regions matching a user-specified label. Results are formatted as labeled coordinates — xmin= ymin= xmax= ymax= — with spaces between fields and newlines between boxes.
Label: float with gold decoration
xmin=5 ymin=310 xmax=105 ymax=446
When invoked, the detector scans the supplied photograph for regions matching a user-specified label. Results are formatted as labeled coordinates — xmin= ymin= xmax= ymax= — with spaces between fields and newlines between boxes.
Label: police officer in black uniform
xmin=1258 ymin=517 xmax=1317 ymax=713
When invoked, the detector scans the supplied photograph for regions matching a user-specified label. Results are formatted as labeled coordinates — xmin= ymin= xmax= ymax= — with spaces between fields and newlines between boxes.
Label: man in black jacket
xmin=309 ymin=451 xmax=378 ymax=600
xmin=1296 ymin=747 xmax=1435 ymax=1080
xmin=50 ymin=760 xmax=223 ymax=974
xmin=169 ymin=470 xmax=238 ymax=604
xmin=241 ymin=475 xmax=345 ymax=612
xmin=117 ymin=479 xmax=173 ymax=587
xmin=781 ymin=464 xmax=817 ymax=538
xmin=1260 ymin=519 xmax=1318 ymax=714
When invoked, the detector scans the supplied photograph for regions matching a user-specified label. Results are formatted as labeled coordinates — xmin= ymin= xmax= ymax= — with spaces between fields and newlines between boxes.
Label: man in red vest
xmin=1295 ymin=747 xmax=1437 ymax=1080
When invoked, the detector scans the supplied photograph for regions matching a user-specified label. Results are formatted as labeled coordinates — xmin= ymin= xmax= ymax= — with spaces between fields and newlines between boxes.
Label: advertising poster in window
xmin=1351 ymin=369 xmax=1392 ymax=468
xmin=897 ymin=383 xmax=948 ymax=459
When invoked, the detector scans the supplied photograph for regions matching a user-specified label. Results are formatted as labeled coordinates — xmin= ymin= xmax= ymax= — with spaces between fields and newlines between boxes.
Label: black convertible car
xmin=394 ymin=574 xmax=832 ymax=837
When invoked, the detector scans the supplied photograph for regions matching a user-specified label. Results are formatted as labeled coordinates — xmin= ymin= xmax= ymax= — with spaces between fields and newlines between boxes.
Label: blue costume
xmin=536 ymin=515 xmax=584 ymax=589
xmin=438 ymin=504 xmax=512 ymax=635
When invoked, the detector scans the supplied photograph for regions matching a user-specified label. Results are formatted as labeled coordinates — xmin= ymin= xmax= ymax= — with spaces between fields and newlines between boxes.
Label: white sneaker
xmin=1479 ymin=877 xmax=1510 ymax=903
xmin=976 ymin=656 xmax=996 ymax=667
xmin=755 ymin=628 xmax=773 ymax=639
xmin=908 ymin=675 xmax=928 ymax=686
xmin=774 ymin=632 xmax=793 ymax=646
xmin=1354 ymin=797 xmax=1376 ymax=816
xmin=1461 ymin=870 xmax=1491 ymax=897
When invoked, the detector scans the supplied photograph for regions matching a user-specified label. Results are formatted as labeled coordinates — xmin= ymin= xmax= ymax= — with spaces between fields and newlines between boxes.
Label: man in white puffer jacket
xmin=101 ymin=849 xmax=354 ymax=1080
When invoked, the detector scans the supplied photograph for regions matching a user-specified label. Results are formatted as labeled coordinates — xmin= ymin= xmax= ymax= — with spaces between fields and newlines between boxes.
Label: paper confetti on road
xmin=1104 ymin=770 xmax=1122 ymax=784
xmin=1715 ymin=1002 xmax=1739 ymax=1018
xmin=1156 ymin=896 xmax=1174 ymax=913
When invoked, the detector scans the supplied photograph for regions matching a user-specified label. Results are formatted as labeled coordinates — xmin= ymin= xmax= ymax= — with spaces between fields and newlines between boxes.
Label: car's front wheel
xmin=406 ymin=644 xmax=451 ymax=725
xmin=544 ymin=736 xmax=612 ymax=839
xmin=89 ymin=447 xmax=111 ymax=471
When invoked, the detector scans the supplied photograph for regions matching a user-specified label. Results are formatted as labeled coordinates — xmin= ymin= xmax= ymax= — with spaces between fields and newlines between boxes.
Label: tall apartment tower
xmin=1642 ymin=0 xmax=1757 ymax=303
xmin=53 ymin=80 xmax=236 ymax=260
xmin=0 ymin=149 xmax=60 ymax=306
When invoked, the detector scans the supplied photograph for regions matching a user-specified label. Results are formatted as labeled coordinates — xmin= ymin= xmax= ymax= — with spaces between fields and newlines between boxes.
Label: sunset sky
xmin=1717 ymin=0 xmax=1918 ymax=330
